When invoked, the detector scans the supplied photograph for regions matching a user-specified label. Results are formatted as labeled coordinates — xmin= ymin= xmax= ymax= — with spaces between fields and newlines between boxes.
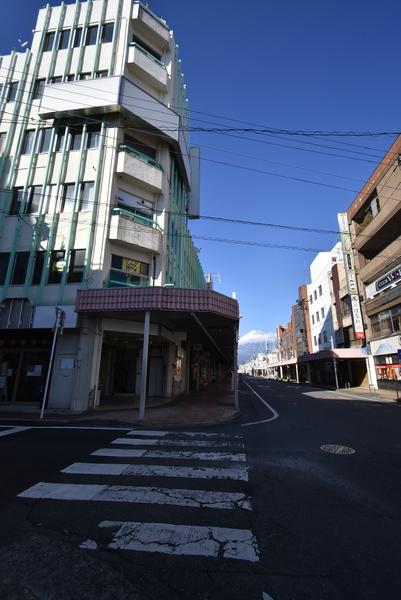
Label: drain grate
xmin=320 ymin=444 xmax=355 ymax=455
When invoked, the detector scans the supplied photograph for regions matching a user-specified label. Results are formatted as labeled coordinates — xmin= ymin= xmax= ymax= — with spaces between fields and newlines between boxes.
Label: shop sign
xmin=338 ymin=214 xmax=365 ymax=340
xmin=375 ymin=264 xmax=401 ymax=293
xmin=350 ymin=295 xmax=365 ymax=339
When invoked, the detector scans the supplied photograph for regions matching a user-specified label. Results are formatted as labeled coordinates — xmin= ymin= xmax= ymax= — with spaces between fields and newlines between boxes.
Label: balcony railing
xmin=112 ymin=206 xmax=162 ymax=231
xmin=119 ymin=144 xmax=163 ymax=170
xmin=129 ymin=41 xmax=165 ymax=68
xmin=103 ymin=268 xmax=151 ymax=289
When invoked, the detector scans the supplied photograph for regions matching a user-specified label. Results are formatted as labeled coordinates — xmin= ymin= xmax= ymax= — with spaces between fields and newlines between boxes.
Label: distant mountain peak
xmin=238 ymin=330 xmax=276 ymax=365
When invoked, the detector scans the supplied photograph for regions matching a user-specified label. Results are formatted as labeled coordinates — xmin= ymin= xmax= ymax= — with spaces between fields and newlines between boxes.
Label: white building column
xmin=279 ymin=365 xmax=283 ymax=380
xmin=295 ymin=363 xmax=299 ymax=384
xmin=366 ymin=354 xmax=378 ymax=389
xmin=138 ymin=311 xmax=150 ymax=422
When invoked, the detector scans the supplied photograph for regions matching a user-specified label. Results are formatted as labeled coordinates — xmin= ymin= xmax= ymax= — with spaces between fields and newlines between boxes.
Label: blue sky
xmin=1 ymin=0 xmax=401 ymax=336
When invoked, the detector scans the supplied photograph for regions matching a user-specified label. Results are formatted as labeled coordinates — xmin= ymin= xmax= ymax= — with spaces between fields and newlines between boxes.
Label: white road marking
xmin=241 ymin=379 xmax=279 ymax=427
xmin=263 ymin=592 xmax=275 ymax=600
xmin=0 ymin=426 xmax=31 ymax=438
xmin=18 ymin=482 xmax=251 ymax=510
xmin=92 ymin=448 xmax=246 ymax=462
xmin=79 ymin=539 xmax=98 ymax=550
xmin=99 ymin=520 xmax=259 ymax=562
xmin=128 ymin=430 xmax=242 ymax=439
xmin=62 ymin=462 xmax=249 ymax=481
xmin=111 ymin=437 xmax=243 ymax=448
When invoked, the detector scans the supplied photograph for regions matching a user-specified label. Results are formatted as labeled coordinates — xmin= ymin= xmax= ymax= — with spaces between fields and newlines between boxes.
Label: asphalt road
xmin=1 ymin=377 xmax=401 ymax=600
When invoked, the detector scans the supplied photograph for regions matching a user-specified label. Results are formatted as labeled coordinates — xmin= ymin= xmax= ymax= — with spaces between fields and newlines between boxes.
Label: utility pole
xmin=40 ymin=306 xmax=65 ymax=420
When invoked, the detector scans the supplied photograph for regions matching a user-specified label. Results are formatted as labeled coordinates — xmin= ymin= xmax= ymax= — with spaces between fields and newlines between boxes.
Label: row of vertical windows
xmin=21 ymin=124 xmax=100 ymax=154
xmin=33 ymin=71 xmax=108 ymax=100
xmin=309 ymin=285 xmax=323 ymax=305
xmin=0 ymin=250 xmax=85 ymax=286
xmin=9 ymin=182 xmax=94 ymax=215
xmin=43 ymin=23 xmax=114 ymax=53
xmin=313 ymin=331 xmax=328 ymax=346
xmin=0 ymin=81 xmax=19 ymax=103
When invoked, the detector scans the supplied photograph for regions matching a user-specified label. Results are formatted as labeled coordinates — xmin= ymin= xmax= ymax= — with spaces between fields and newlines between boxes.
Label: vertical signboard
xmin=338 ymin=213 xmax=365 ymax=340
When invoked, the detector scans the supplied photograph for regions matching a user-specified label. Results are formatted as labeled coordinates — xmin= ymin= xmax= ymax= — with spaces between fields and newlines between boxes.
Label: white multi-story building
xmin=307 ymin=242 xmax=343 ymax=353
xmin=0 ymin=1 xmax=239 ymax=413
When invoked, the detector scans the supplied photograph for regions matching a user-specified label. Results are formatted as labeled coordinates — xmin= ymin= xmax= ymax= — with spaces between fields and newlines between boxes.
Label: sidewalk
xmin=338 ymin=386 xmax=401 ymax=403
xmin=0 ymin=383 xmax=239 ymax=427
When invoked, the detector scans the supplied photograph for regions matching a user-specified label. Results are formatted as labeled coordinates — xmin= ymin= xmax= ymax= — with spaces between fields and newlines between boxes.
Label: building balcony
xmin=354 ymin=201 xmax=401 ymax=254
xmin=103 ymin=268 xmax=151 ymax=289
xmin=109 ymin=207 xmax=162 ymax=254
xmin=127 ymin=42 xmax=168 ymax=92
xmin=116 ymin=144 xmax=163 ymax=193
xmin=358 ymin=236 xmax=401 ymax=286
xmin=132 ymin=2 xmax=170 ymax=52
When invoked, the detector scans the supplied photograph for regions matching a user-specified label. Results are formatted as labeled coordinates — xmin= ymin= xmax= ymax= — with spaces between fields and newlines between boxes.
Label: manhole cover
xmin=320 ymin=444 xmax=355 ymax=455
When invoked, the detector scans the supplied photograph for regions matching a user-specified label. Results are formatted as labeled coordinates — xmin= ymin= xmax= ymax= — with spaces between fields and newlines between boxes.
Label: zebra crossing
xmin=18 ymin=428 xmax=259 ymax=563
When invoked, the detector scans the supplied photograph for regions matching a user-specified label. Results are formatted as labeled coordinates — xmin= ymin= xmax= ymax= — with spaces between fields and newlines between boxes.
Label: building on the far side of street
xmin=346 ymin=135 xmax=401 ymax=391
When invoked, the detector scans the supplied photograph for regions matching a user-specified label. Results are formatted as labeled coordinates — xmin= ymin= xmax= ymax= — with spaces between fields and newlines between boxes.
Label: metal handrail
xmin=112 ymin=206 xmax=162 ymax=231
xmin=129 ymin=41 xmax=166 ymax=68
xmin=118 ymin=143 xmax=163 ymax=171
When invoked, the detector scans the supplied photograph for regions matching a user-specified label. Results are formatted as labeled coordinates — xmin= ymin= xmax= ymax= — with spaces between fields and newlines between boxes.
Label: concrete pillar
xmin=279 ymin=365 xmax=283 ymax=380
xmin=295 ymin=363 xmax=299 ymax=384
xmin=72 ymin=317 xmax=103 ymax=412
xmin=333 ymin=358 xmax=339 ymax=389
xmin=165 ymin=343 xmax=176 ymax=398
xmin=366 ymin=354 xmax=378 ymax=389
xmin=306 ymin=362 xmax=312 ymax=384
xmin=139 ymin=311 xmax=150 ymax=422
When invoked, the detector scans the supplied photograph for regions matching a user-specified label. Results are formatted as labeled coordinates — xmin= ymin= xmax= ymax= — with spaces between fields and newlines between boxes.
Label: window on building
xmin=110 ymin=254 xmax=150 ymax=286
xmin=101 ymin=22 xmax=114 ymax=43
xmin=318 ymin=334 xmax=322 ymax=344
xmin=313 ymin=335 xmax=317 ymax=346
xmin=38 ymin=129 xmax=52 ymax=153
xmin=123 ymin=135 xmax=157 ymax=160
xmin=21 ymin=130 xmax=36 ymax=154
xmin=321 ymin=306 xmax=325 ymax=319
xmin=26 ymin=185 xmax=43 ymax=214
xmin=58 ymin=29 xmax=71 ymax=50
xmin=73 ymin=27 xmax=82 ymax=48
xmin=43 ymin=31 xmax=56 ymax=52
xmin=33 ymin=78 xmax=46 ymax=100
xmin=55 ymin=127 xmax=67 ymax=152
xmin=309 ymin=294 xmax=313 ymax=305
xmin=48 ymin=250 xmax=65 ymax=284
xmin=61 ymin=183 xmax=76 ymax=212
xmin=67 ymin=249 xmax=85 ymax=283
xmin=50 ymin=76 xmax=63 ymax=84
xmin=7 ymin=82 xmax=19 ymax=102
xmin=0 ymin=253 xmax=10 ymax=285
xmin=78 ymin=72 xmax=91 ymax=80
xmin=85 ymin=25 xmax=98 ymax=46
xmin=79 ymin=182 xmax=94 ymax=211
xmin=0 ymin=132 xmax=6 ymax=154
xmin=316 ymin=311 xmax=320 ymax=322
xmin=87 ymin=125 xmax=101 ymax=149
xmin=9 ymin=188 xmax=25 ymax=215
xmin=43 ymin=184 xmax=58 ymax=213
xmin=323 ymin=330 xmax=328 ymax=343
xmin=95 ymin=70 xmax=108 ymax=78
xmin=66 ymin=74 xmax=75 ymax=82
xmin=31 ymin=251 xmax=45 ymax=285
xmin=319 ymin=284 xmax=322 ymax=296
xmin=314 ymin=290 xmax=317 ymax=301
xmin=11 ymin=252 xmax=30 ymax=285
xmin=370 ymin=305 xmax=401 ymax=337
xmin=70 ymin=126 xmax=82 ymax=150
xmin=311 ymin=314 xmax=315 ymax=325
xmin=392 ymin=305 xmax=401 ymax=333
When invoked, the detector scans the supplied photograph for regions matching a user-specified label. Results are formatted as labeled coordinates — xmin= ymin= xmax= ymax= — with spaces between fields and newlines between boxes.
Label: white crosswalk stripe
xmin=62 ymin=462 xmax=249 ymax=481
xmin=17 ymin=429 xmax=259 ymax=562
xmin=92 ymin=448 xmax=246 ymax=461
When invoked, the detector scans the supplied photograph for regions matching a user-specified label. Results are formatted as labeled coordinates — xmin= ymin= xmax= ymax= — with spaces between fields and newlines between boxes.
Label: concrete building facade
xmin=0 ymin=1 xmax=239 ymax=412
xmin=347 ymin=135 xmax=401 ymax=390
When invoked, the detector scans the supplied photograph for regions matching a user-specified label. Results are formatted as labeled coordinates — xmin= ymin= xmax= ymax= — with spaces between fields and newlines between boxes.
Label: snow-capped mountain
xmin=238 ymin=330 xmax=276 ymax=365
